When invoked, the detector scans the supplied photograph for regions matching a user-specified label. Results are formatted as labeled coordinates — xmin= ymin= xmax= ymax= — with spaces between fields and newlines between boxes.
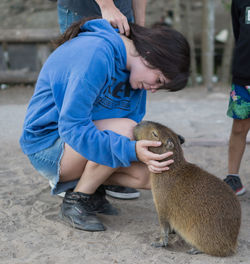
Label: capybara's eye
xmin=152 ymin=131 xmax=158 ymax=138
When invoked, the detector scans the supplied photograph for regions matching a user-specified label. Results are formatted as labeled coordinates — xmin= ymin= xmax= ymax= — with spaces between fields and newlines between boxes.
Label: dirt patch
xmin=0 ymin=85 xmax=249 ymax=263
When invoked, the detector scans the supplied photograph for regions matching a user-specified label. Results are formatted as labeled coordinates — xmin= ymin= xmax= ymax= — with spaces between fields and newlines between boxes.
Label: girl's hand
xmin=135 ymin=140 xmax=174 ymax=173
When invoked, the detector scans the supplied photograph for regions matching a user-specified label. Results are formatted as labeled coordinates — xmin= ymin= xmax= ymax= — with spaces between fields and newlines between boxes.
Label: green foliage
xmin=221 ymin=0 xmax=231 ymax=11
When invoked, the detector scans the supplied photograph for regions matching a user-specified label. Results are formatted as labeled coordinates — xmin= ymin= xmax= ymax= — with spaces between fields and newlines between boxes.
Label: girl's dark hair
xmin=54 ymin=18 xmax=190 ymax=92
xmin=53 ymin=16 xmax=100 ymax=47
xmin=130 ymin=24 xmax=190 ymax=91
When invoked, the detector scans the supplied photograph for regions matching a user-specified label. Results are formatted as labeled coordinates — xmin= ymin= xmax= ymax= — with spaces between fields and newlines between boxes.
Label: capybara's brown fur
xmin=134 ymin=121 xmax=241 ymax=257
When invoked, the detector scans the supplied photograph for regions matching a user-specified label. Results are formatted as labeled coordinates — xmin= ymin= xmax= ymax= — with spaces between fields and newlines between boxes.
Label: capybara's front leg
xmin=187 ymin=247 xmax=202 ymax=255
xmin=151 ymin=220 xmax=170 ymax=248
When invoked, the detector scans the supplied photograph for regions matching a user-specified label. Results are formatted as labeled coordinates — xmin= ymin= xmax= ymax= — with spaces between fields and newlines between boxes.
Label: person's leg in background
xmin=225 ymin=118 xmax=250 ymax=195
xmin=224 ymin=84 xmax=250 ymax=195
xmin=57 ymin=4 xmax=82 ymax=33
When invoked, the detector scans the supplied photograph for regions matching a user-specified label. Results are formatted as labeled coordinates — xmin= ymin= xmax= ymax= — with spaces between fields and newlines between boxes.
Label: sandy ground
xmin=0 ymin=85 xmax=249 ymax=264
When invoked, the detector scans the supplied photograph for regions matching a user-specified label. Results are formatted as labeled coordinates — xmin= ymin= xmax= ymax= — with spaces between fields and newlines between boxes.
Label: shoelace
xmin=224 ymin=176 xmax=240 ymax=187
xmin=66 ymin=191 xmax=107 ymax=211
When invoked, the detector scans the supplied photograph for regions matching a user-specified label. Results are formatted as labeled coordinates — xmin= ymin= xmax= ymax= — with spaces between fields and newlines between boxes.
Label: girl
xmin=20 ymin=18 xmax=190 ymax=231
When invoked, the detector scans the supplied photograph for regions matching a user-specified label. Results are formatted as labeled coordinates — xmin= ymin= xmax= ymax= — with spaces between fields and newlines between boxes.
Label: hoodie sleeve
xmin=56 ymin=57 xmax=138 ymax=168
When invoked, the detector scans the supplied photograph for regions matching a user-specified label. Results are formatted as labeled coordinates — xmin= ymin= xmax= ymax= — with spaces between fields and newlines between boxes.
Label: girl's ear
xmin=166 ymin=139 xmax=174 ymax=150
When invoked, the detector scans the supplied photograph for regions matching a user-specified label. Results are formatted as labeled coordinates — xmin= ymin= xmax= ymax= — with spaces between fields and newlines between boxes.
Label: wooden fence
xmin=0 ymin=29 xmax=59 ymax=84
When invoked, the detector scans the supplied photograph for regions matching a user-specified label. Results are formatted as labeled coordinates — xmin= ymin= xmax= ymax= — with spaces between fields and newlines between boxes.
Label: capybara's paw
xmin=151 ymin=239 xmax=168 ymax=248
xmin=187 ymin=247 xmax=202 ymax=255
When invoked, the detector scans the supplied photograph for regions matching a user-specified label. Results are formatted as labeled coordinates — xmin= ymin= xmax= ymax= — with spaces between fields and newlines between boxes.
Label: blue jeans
xmin=57 ymin=4 xmax=134 ymax=34
xmin=28 ymin=138 xmax=78 ymax=195
xmin=57 ymin=4 xmax=82 ymax=33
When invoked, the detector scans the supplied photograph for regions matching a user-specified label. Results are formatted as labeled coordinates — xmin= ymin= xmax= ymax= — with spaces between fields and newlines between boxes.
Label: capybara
xmin=134 ymin=121 xmax=241 ymax=257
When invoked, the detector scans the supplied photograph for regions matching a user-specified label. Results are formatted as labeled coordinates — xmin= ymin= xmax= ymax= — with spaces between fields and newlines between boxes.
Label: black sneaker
xmin=105 ymin=185 xmax=140 ymax=199
xmin=224 ymin=175 xmax=246 ymax=196
xmin=59 ymin=189 xmax=118 ymax=231
xmin=95 ymin=185 xmax=119 ymax=215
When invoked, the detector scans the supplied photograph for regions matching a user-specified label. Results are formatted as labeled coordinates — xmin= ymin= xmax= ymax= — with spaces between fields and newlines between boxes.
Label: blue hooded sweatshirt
xmin=20 ymin=19 xmax=146 ymax=168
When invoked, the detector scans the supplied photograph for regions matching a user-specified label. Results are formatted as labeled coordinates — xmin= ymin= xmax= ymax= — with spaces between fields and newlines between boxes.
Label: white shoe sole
xmin=236 ymin=187 xmax=246 ymax=196
xmin=105 ymin=190 xmax=140 ymax=199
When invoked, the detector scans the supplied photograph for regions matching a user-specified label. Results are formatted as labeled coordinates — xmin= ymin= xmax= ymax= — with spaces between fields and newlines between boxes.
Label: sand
xmin=0 ymin=85 xmax=249 ymax=264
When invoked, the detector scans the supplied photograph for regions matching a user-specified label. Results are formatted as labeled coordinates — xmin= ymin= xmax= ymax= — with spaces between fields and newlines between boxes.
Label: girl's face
xmin=129 ymin=57 xmax=169 ymax=93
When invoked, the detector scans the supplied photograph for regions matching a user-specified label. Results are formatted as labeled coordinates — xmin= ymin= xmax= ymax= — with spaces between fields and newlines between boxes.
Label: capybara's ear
xmin=177 ymin=134 xmax=185 ymax=144
xmin=166 ymin=139 xmax=174 ymax=150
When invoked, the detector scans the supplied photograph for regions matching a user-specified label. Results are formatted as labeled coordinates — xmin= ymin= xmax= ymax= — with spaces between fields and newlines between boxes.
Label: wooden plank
xmin=0 ymin=70 xmax=38 ymax=83
xmin=37 ymin=44 xmax=51 ymax=68
xmin=0 ymin=29 xmax=60 ymax=43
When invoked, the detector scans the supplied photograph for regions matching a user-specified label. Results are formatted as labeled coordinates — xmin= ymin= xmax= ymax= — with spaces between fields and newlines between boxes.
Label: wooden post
xmin=1 ymin=42 xmax=9 ymax=70
xmin=185 ymin=0 xmax=197 ymax=86
xmin=173 ymin=0 xmax=182 ymax=32
xmin=220 ymin=23 xmax=234 ymax=84
xmin=37 ymin=44 xmax=51 ymax=68
xmin=202 ymin=0 xmax=215 ymax=92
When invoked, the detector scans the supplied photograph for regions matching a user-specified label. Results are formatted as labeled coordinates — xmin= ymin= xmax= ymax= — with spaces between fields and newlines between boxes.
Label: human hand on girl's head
xmin=99 ymin=0 xmax=130 ymax=36
xmin=135 ymin=140 xmax=174 ymax=173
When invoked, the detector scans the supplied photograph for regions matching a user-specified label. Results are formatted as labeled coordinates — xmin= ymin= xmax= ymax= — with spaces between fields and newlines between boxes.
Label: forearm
xmin=95 ymin=0 xmax=116 ymax=11
xmin=132 ymin=0 xmax=147 ymax=26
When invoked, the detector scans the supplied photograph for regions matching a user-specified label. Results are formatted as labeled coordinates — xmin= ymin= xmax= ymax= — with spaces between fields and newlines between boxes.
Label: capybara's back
xmin=134 ymin=121 xmax=241 ymax=257
xmin=163 ymin=163 xmax=241 ymax=256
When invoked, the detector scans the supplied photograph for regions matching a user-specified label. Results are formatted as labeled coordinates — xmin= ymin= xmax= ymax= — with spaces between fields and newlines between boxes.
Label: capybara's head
xmin=134 ymin=121 xmax=184 ymax=157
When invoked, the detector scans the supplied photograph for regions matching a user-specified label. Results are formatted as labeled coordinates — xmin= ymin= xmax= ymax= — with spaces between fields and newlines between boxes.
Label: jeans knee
xmin=57 ymin=5 xmax=82 ymax=33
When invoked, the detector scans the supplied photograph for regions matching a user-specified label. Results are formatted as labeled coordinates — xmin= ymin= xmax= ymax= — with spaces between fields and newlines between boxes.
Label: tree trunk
xmin=173 ymin=0 xmax=182 ymax=32
xmin=220 ymin=22 xmax=234 ymax=84
xmin=202 ymin=0 xmax=215 ymax=92
xmin=184 ymin=0 xmax=197 ymax=86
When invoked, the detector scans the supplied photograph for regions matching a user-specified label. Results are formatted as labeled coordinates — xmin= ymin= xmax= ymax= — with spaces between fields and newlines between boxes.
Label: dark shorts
xmin=28 ymin=138 xmax=78 ymax=195
xmin=227 ymin=84 xmax=250 ymax=120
